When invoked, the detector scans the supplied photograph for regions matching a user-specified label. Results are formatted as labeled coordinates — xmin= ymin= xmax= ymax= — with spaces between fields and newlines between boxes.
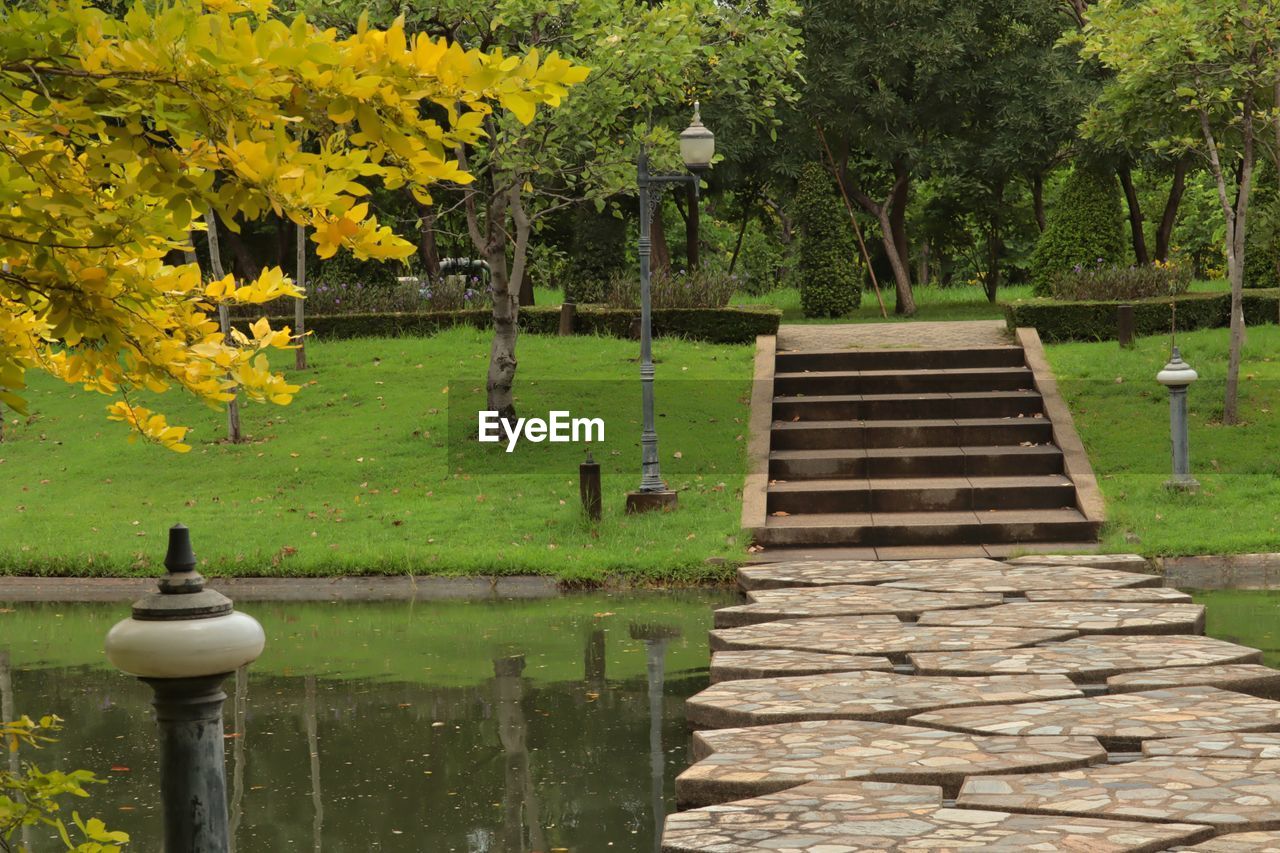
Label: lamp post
xmin=1156 ymin=347 xmax=1199 ymax=491
xmin=625 ymin=103 xmax=715 ymax=514
xmin=104 ymin=524 xmax=265 ymax=853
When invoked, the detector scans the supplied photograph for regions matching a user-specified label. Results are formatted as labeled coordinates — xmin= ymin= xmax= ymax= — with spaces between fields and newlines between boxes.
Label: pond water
xmin=0 ymin=589 xmax=737 ymax=852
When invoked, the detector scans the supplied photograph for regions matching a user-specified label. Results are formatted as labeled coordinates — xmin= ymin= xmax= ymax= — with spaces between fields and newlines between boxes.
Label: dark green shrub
xmin=1030 ymin=164 xmax=1126 ymax=296
xmin=794 ymin=163 xmax=861 ymax=317
xmin=236 ymin=305 xmax=781 ymax=344
xmin=737 ymin=226 xmax=784 ymax=295
xmin=603 ymin=268 xmax=737 ymax=309
xmin=1246 ymin=200 xmax=1280 ymax=288
xmin=1004 ymin=289 xmax=1280 ymax=342
xmin=564 ymin=206 xmax=628 ymax=303
xmin=1049 ymin=260 xmax=1191 ymax=301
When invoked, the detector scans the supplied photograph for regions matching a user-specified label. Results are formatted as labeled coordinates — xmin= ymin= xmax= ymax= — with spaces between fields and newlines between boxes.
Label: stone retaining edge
xmin=0 ymin=575 xmax=561 ymax=603
xmin=740 ymin=334 xmax=776 ymax=541
xmin=1016 ymin=327 xmax=1106 ymax=530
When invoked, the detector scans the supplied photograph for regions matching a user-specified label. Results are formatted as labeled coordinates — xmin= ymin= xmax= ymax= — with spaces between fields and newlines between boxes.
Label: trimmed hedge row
xmin=235 ymin=304 xmax=782 ymax=345
xmin=1004 ymin=289 xmax=1280 ymax=343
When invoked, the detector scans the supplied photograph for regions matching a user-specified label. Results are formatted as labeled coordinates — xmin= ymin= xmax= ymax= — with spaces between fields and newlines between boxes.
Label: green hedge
xmin=1004 ymin=289 xmax=1280 ymax=342
xmin=236 ymin=304 xmax=781 ymax=345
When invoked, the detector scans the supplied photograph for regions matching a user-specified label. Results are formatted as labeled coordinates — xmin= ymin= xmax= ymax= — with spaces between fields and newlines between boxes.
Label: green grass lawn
xmin=0 ymin=328 xmax=753 ymax=582
xmin=1046 ymin=324 xmax=1280 ymax=556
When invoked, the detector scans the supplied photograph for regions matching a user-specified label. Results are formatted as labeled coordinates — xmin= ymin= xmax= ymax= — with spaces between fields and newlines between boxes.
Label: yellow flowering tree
xmin=0 ymin=0 xmax=586 ymax=449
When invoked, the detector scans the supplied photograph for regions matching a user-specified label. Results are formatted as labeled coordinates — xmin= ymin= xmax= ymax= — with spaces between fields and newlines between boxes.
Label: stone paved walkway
xmin=663 ymin=554 xmax=1280 ymax=851
xmin=776 ymin=320 xmax=1011 ymax=352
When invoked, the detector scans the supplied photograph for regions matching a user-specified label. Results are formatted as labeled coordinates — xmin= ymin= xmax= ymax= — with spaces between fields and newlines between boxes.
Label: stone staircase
xmin=748 ymin=333 xmax=1102 ymax=553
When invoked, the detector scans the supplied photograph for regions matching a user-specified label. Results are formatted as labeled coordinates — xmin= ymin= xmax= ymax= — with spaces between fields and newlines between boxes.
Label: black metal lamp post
xmin=625 ymin=104 xmax=715 ymax=514
xmin=104 ymin=524 xmax=265 ymax=853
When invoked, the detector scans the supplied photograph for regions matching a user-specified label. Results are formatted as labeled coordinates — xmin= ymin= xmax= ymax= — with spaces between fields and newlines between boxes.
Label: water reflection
xmin=0 ymin=590 xmax=734 ymax=851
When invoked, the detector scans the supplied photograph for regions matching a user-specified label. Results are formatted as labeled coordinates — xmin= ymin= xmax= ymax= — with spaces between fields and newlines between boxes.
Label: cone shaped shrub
xmin=1031 ymin=163 xmax=1126 ymax=295
xmin=795 ymin=163 xmax=862 ymax=317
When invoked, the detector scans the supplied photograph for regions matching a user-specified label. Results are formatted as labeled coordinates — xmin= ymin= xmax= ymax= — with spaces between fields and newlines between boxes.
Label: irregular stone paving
xmin=737 ymin=558 xmax=1004 ymax=591
xmin=1023 ymin=587 xmax=1193 ymax=603
xmin=661 ymin=780 xmax=1212 ymax=853
xmin=1143 ymin=732 xmax=1280 ymax=759
xmin=1110 ymin=664 xmax=1280 ymax=699
xmin=676 ymin=719 xmax=1106 ymax=806
xmin=910 ymin=686 xmax=1280 ymax=751
xmin=686 ymin=671 xmax=1082 ymax=729
xmin=709 ymin=617 xmax=1077 ymax=659
xmin=882 ymin=563 xmax=1162 ymax=593
xmin=1005 ymin=553 xmax=1152 ymax=572
xmin=957 ymin=755 xmax=1280 ymax=832
xmin=1180 ymin=831 xmax=1280 ymax=851
xmin=669 ymin=554 xmax=1280 ymax=852
xmin=915 ymin=601 xmax=1205 ymax=636
xmin=710 ymin=649 xmax=894 ymax=684
xmin=716 ymin=585 xmax=1002 ymax=627
xmin=910 ymin=634 xmax=1262 ymax=683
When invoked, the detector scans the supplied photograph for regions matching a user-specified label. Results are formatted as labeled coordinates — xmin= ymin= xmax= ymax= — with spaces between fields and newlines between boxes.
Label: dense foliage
xmin=793 ymin=164 xmax=861 ymax=318
xmin=0 ymin=0 xmax=583 ymax=449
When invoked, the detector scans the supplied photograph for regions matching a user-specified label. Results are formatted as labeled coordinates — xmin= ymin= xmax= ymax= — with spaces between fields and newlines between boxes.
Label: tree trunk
xmin=295 ymin=224 xmax=307 ymax=371
xmin=1199 ymin=106 xmax=1253 ymax=425
xmin=416 ymin=202 xmax=441 ymax=279
xmin=984 ymin=181 xmax=1004 ymax=303
xmin=917 ymin=240 xmax=930 ymax=287
xmin=1155 ymin=157 xmax=1188 ymax=262
xmin=1118 ymin=163 xmax=1151 ymax=265
xmin=849 ymin=181 xmax=916 ymax=316
xmin=889 ymin=162 xmax=911 ymax=279
xmin=1032 ymin=172 xmax=1046 ymax=233
xmin=222 ymin=226 xmax=261 ymax=283
xmin=650 ymin=203 xmax=671 ymax=277
xmin=204 ymin=211 xmax=243 ymax=443
xmin=686 ymin=182 xmax=700 ymax=271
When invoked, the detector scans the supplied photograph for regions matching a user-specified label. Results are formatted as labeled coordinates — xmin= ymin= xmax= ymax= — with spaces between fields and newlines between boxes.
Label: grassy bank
xmin=1045 ymin=324 xmax=1280 ymax=556
xmin=0 ymin=328 xmax=753 ymax=582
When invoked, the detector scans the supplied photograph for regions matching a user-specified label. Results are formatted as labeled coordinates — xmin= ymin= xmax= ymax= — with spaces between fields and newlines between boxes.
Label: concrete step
xmin=776 ymin=347 xmax=1026 ymax=372
xmin=766 ymin=475 xmax=1077 ymax=515
xmin=756 ymin=508 xmax=1098 ymax=547
xmin=768 ymin=445 xmax=1065 ymax=481
xmin=769 ymin=418 xmax=1055 ymax=451
xmin=772 ymin=391 xmax=1044 ymax=422
xmin=773 ymin=367 xmax=1036 ymax=396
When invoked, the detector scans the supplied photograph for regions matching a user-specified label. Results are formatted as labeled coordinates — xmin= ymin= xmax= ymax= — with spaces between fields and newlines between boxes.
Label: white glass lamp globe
xmin=1157 ymin=348 xmax=1198 ymax=387
xmin=103 ymin=523 xmax=265 ymax=679
xmin=105 ymin=611 xmax=265 ymax=679
xmin=679 ymin=102 xmax=715 ymax=171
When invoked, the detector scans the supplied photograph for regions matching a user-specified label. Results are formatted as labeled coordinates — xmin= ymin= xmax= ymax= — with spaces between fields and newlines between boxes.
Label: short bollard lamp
xmin=104 ymin=524 xmax=265 ymax=853
xmin=1156 ymin=347 xmax=1199 ymax=491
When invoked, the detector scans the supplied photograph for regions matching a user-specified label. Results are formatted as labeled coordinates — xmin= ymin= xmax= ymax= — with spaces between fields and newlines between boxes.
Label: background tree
xmin=0 ymin=0 xmax=582 ymax=447
xmin=1083 ymin=0 xmax=1280 ymax=424
xmin=290 ymin=0 xmax=800 ymax=419
xmin=799 ymin=0 xmax=1084 ymax=315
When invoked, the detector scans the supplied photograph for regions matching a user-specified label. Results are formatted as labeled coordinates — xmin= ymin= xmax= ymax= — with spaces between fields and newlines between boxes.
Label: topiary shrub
xmin=736 ymin=225 xmax=784 ymax=295
xmin=793 ymin=163 xmax=861 ymax=318
xmin=1246 ymin=199 xmax=1280 ymax=288
xmin=564 ymin=205 xmax=628 ymax=304
xmin=1030 ymin=163 xmax=1126 ymax=296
